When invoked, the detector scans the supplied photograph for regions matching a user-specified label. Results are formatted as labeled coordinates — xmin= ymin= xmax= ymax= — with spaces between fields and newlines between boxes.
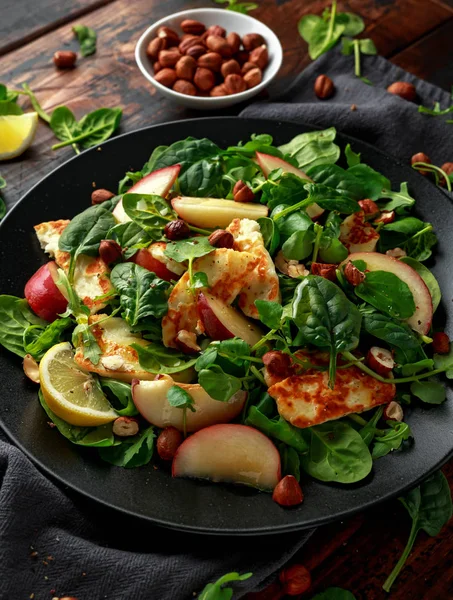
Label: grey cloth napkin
xmin=1 ymin=47 xmax=451 ymax=600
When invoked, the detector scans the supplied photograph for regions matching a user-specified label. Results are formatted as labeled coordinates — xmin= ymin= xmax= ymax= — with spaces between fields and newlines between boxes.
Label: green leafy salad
xmin=0 ymin=127 xmax=451 ymax=505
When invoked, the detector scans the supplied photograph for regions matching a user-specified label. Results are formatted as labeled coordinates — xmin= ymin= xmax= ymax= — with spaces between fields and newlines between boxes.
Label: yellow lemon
xmin=39 ymin=342 xmax=117 ymax=426
xmin=0 ymin=112 xmax=38 ymax=160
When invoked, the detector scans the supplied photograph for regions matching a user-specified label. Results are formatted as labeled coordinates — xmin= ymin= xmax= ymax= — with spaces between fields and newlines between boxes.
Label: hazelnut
xmin=112 ymin=416 xmax=139 ymax=437
xmin=310 ymin=262 xmax=337 ymax=281
xmin=23 ymin=354 xmax=40 ymax=383
xmin=205 ymin=25 xmax=226 ymax=38
xmin=411 ymin=152 xmax=431 ymax=166
xmin=367 ymin=346 xmax=394 ymax=376
xmin=314 ymin=74 xmax=335 ymax=99
xmin=181 ymin=19 xmax=206 ymax=35
xmin=432 ymin=331 xmax=450 ymax=354
xmin=387 ymin=81 xmax=416 ymax=101
xmin=224 ymin=73 xmax=246 ymax=94
xmin=210 ymin=84 xmax=228 ymax=97
xmin=99 ymin=239 xmax=122 ymax=265
xmin=154 ymin=68 xmax=177 ymax=88
xmin=262 ymin=351 xmax=292 ymax=378
xmin=91 ymin=188 xmax=115 ymax=205
xmin=386 ymin=247 xmax=406 ymax=259
xmin=243 ymin=67 xmax=262 ymax=89
xmin=53 ymin=51 xmax=77 ymax=69
xmin=179 ymin=35 xmax=202 ymax=55
xmin=384 ymin=401 xmax=404 ymax=422
xmin=242 ymin=33 xmax=265 ymax=51
xmin=249 ymin=45 xmax=268 ymax=69
xmin=173 ymin=79 xmax=197 ymax=95
xmin=194 ymin=67 xmax=215 ymax=92
xmin=235 ymin=50 xmax=250 ymax=65
xmin=175 ymin=330 xmax=201 ymax=354
xmin=344 ymin=261 xmax=365 ymax=286
xmin=275 ymin=250 xmax=309 ymax=278
xmin=198 ymin=52 xmax=223 ymax=72
xmin=358 ymin=199 xmax=380 ymax=219
xmin=146 ymin=37 xmax=165 ymax=60
xmin=440 ymin=162 xmax=453 ymax=186
xmin=157 ymin=26 xmax=180 ymax=47
xmin=221 ymin=59 xmax=241 ymax=78
xmin=233 ymin=180 xmax=255 ymax=203
xmin=208 ymin=229 xmax=234 ymax=249
xmin=186 ymin=44 xmax=207 ymax=59
xmin=206 ymin=35 xmax=232 ymax=58
xmin=153 ymin=61 xmax=162 ymax=73
xmin=164 ymin=219 xmax=191 ymax=241
xmin=226 ymin=32 xmax=241 ymax=54
xmin=279 ymin=564 xmax=311 ymax=595
xmin=241 ymin=61 xmax=256 ymax=74
xmin=374 ymin=210 xmax=395 ymax=225
xmin=175 ymin=55 xmax=197 ymax=80
xmin=272 ymin=475 xmax=304 ymax=507
xmin=157 ymin=426 xmax=183 ymax=460
xmin=158 ymin=48 xmax=182 ymax=68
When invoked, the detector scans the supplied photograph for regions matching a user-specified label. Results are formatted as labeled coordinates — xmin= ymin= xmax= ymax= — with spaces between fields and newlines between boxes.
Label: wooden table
xmin=1 ymin=1 xmax=452 ymax=598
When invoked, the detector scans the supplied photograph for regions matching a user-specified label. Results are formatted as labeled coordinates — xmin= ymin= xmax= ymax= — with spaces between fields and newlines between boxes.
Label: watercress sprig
xmin=167 ymin=385 xmax=196 ymax=437
xmin=411 ymin=161 xmax=452 ymax=192
xmin=164 ymin=237 xmax=214 ymax=291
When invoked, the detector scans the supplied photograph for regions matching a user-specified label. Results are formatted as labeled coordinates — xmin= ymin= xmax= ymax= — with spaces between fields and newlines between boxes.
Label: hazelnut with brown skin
xmin=198 ymin=52 xmax=223 ymax=72
xmin=243 ymin=67 xmax=262 ymax=89
xmin=53 ymin=51 xmax=77 ymax=69
xmin=205 ymin=25 xmax=226 ymax=38
xmin=164 ymin=219 xmax=191 ymax=241
xmin=91 ymin=188 xmax=115 ymax=205
xmin=262 ymin=351 xmax=292 ymax=378
xmin=249 ymin=45 xmax=268 ymax=69
xmin=210 ymin=84 xmax=228 ymax=97
xmin=226 ymin=32 xmax=241 ymax=54
xmin=180 ymin=19 xmax=206 ymax=35
xmin=154 ymin=68 xmax=177 ymax=88
xmin=175 ymin=55 xmax=197 ymax=80
xmin=242 ymin=33 xmax=265 ymax=51
xmin=387 ymin=81 xmax=416 ymax=101
xmin=157 ymin=426 xmax=183 ymax=460
xmin=194 ymin=67 xmax=215 ymax=92
xmin=158 ymin=48 xmax=182 ymax=68
xmin=310 ymin=262 xmax=337 ymax=281
xmin=272 ymin=475 xmax=304 ymax=507
xmin=432 ymin=331 xmax=450 ymax=354
xmin=157 ymin=26 xmax=180 ymax=47
xmin=186 ymin=44 xmax=207 ymax=60
xmin=112 ymin=417 xmax=139 ymax=437
xmin=99 ymin=240 xmax=122 ymax=265
xmin=279 ymin=564 xmax=311 ymax=595
xmin=314 ymin=74 xmax=335 ymax=99
xmin=206 ymin=35 xmax=232 ymax=58
xmin=146 ymin=37 xmax=165 ymax=60
xmin=221 ymin=59 xmax=241 ymax=78
xmin=440 ymin=162 xmax=453 ymax=187
xmin=178 ymin=35 xmax=202 ymax=55
xmin=208 ymin=229 xmax=234 ymax=249
xmin=173 ymin=79 xmax=197 ymax=96
xmin=224 ymin=73 xmax=246 ymax=94
xmin=233 ymin=180 xmax=255 ymax=203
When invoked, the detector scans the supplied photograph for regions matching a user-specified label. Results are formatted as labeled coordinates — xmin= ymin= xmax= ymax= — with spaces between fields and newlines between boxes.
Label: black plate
xmin=1 ymin=117 xmax=452 ymax=535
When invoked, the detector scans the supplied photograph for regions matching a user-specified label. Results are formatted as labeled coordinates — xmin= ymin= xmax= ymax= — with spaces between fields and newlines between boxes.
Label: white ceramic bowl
xmin=135 ymin=8 xmax=283 ymax=110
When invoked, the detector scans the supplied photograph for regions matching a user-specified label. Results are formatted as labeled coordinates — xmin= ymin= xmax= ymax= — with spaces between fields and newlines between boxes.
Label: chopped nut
xmin=275 ymin=250 xmax=309 ymax=278
xmin=175 ymin=330 xmax=201 ymax=354
xmin=384 ymin=401 xmax=404 ymax=422
xmin=386 ymin=247 xmax=406 ymax=259
xmin=23 ymin=354 xmax=40 ymax=383
xmin=310 ymin=262 xmax=337 ymax=281
xmin=358 ymin=199 xmax=380 ymax=219
xmin=344 ymin=261 xmax=365 ymax=286
xmin=112 ymin=416 xmax=139 ymax=437
xmin=374 ymin=210 xmax=395 ymax=225
xmin=262 ymin=351 xmax=293 ymax=378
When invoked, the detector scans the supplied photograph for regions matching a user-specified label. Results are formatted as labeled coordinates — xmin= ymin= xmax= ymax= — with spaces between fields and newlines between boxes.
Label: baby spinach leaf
xmin=0 ymin=101 xmax=23 ymax=115
xmin=98 ymin=427 xmax=155 ymax=468
xmin=198 ymin=365 xmax=242 ymax=402
xmin=118 ymin=170 xmax=143 ymax=194
xmin=372 ymin=421 xmax=412 ymax=459
xmin=318 ymin=212 xmax=348 ymax=263
xmin=347 ymin=164 xmax=390 ymax=200
xmin=132 ymin=342 xmax=197 ymax=374
xmin=246 ymin=406 xmax=308 ymax=453
xmin=345 ymin=143 xmax=361 ymax=167
xmin=355 ymin=271 xmax=416 ymax=319
xmin=335 ymin=12 xmax=365 ymax=36
xmin=383 ymin=471 xmax=452 ymax=592
xmin=257 ymin=217 xmax=280 ymax=254
xmin=100 ymin=378 xmax=138 ymax=416
xmin=110 ymin=263 xmax=170 ymax=326
xmin=198 ymin=572 xmax=252 ymax=600
xmin=298 ymin=11 xmax=345 ymax=60
xmin=311 ymin=589 xmax=357 ymax=600
xmin=122 ymin=193 xmax=173 ymax=240
xmin=261 ymin=172 xmax=308 ymax=210
xmin=379 ymin=182 xmax=415 ymax=212
xmin=404 ymin=227 xmax=437 ymax=262
xmin=225 ymin=133 xmax=278 ymax=157
xmin=73 ymin=24 xmax=97 ymax=56
xmin=400 ymin=257 xmax=441 ymax=312
xmin=301 ymin=421 xmax=372 ymax=483
xmin=52 ymin=107 xmax=122 ymax=151
xmin=50 ymin=106 xmax=78 ymax=143
xmin=410 ymin=380 xmax=446 ymax=404
xmin=282 ymin=228 xmax=316 ymax=260
xmin=307 ymin=164 xmax=364 ymax=200
xmin=255 ymin=300 xmax=283 ymax=329
xmin=192 ymin=271 xmax=209 ymax=289
xmin=378 ymin=217 xmax=425 ymax=250
xmin=23 ymin=317 xmax=73 ymax=360
xmin=0 ymin=175 xmax=5 ymax=188
xmin=292 ymin=276 xmax=362 ymax=386
xmin=278 ymin=127 xmax=337 ymax=163
xmin=107 ymin=221 xmax=152 ymax=259
xmin=0 ymin=295 xmax=46 ymax=357
xmin=289 ymin=139 xmax=340 ymax=171
xmin=0 ymin=83 xmax=18 ymax=102
xmin=303 ymin=183 xmax=358 ymax=213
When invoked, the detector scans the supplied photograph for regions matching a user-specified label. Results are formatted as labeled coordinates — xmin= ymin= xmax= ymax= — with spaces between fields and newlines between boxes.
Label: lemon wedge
xmin=39 ymin=342 xmax=117 ymax=426
xmin=0 ymin=112 xmax=38 ymax=160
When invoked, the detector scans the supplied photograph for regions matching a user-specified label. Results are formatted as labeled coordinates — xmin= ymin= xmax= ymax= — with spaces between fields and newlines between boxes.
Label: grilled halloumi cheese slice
xmin=227 ymin=218 xmax=280 ymax=318
xmin=162 ymin=247 xmax=260 ymax=348
xmin=34 ymin=220 xmax=113 ymax=313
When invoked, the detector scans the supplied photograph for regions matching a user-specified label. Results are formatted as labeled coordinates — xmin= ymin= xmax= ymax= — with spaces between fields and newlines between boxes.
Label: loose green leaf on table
xmin=73 ymin=24 xmax=97 ymax=56
xmin=0 ymin=295 xmax=46 ymax=357
xmin=0 ymin=101 xmax=23 ymax=115
xmin=198 ymin=571 xmax=252 ymax=600
xmin=98 ymin=426 xmax=155 ymax=468
xmin=298 ymin=2 xmax=346 ymax=60
xmin=52 ymin=107 xmax=122 ymax=151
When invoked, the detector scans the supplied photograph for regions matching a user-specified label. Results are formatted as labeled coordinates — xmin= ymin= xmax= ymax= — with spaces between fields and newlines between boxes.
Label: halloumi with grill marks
xmin=267 ymin=365 xmax=395 ymax=428
xmin=34 ymin=220 xmax=113 ymax=313
xmin=162 ymin=248 xmax=260 ymax=348
xmin=227 ymin=218 xmax=280 ymax=318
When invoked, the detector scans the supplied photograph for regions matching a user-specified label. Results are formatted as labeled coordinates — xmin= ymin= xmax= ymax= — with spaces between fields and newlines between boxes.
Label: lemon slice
xmin=40 ymin=342 xmax=117 ymax=426
xmin=0 ymin=112 xmax=38 ymax=160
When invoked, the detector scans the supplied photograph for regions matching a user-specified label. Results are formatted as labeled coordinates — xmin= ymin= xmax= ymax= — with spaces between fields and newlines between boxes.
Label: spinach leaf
xmin=400 ymin=257 xmax=441 ymax=312
xmin=58 ymin=204 xmax=116 ymax=280
xmin=73 ymin=24 xmax=97 ymax=56
xmin=122 ymin=193 xmax=173 ymax=240
xmin=50 ymin=106 xmax=78 ymax=144
xmin=225 ymin=133 xmax=279 ymax=157
xmin=271 ymin=204 xmax=313 ymax=239
xmin=257 ymin=217 xmax=280 ymax=255
xmin=118 ymin=170 xmax=143 ymax=194
xmin=303 ymin=183 xmax=359 ymax=213
xmin=278 ymin=127 xmax=337 ymax=155
xmin=132 ymin=342 xmax=197 ymax=374
xmin=52 ymin=108 xmax=122 ymax=151
xmin=378 ymin=217 xmax=425 ymax=251
xmin=383 ymin=471 xmax=452 ymax=592
xmin=410 ymin=380 xmax=446 ymax=404
xmin=311 ymin=589 xmax=357 ymax=600
xmin=318 ymin=212 xmax=348 ymax=264
xmin=345 ymin=144 xmax=361 ymax=167
xmin=404 ymin=226 xmax=437 ymax=262
xmin=198 ymin=365 xmax=242 ymax=401
xmin=0 ymin=295 xmax=46 ymax=357
xmin=255 ymin=300 xmax=283 ymax=329
xmin=379 ymin=182 xmax=415 ymax=212
xmin=100 ymin=378 xmax=138 ymax=416
xmin=23 ymin=317 xmax=73 ymax=360
xmin=292 ymin=276 xmax=362 ymax=386
xmin=110 ymin=263 xmax=170 ymax=326
xmin=261 ymin=172 xmax=308 ymax=211
xmin=347 ymin=164 xmax=390 ymax=199
xmin=0 ymin=101 xmax=23 ymax=115
xmin=355 ymin=271 xmax=416 ymax=319
xmin=107 ymin=221 xmax=152 ymax=259
xmin=282 ymin=228 xmax=316 ymax=260
xmin=246 ymin=406 xmax=308 ymax=453
xmin=198 ymin=572 xmax=252 ymax=600
xmin=372 ymin=421 xmax=412 ymax=458
xmin=301 ymin=421 xmax=372 ymax=483
xmin=298 ymin=12 xmax=345 ymax=60
xmin=0 ymin=83 xmax=19 ymax=102
xmin=307 ymin=164 xmax=364 ymax=200
xmin=287 ymin=138 xmax=340 ymax=171
xmin=98 ymin=427 xmax=155 ymax=468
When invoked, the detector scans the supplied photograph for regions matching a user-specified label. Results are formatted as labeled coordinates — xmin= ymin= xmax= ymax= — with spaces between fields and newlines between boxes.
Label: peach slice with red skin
xmin=112 ymin=164 xmax=181 ymax=223
xmin=172 ymin=423 xmax=281 ymax=490
xmin=24 ymin=261 xmax=68 ymax=322
xmin=171 ymin=196 xmax=268 ymax=229
xmin=255 ymin=151 xmax=324 ymax=220
xmin=344 ymin=251 xmax=433 ymax=335
xmin=132 ymin=374 xmax=246 ymax=432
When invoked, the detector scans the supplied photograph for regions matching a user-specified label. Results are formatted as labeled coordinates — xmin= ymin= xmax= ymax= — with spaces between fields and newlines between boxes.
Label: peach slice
xmin=197 ymin=292 xmax=263 ymax=346
xmin=255 ymin=152 xmax=324 ymax=220
xmin=171 ymin=196 xmax=268 ymax=229
xmin=132 ymin=375 xmax=246 ymax=432
xmin=345 ymin=251 xmax=433 ymax=335
xmin=24 ymin=262 xmax=68 ymax=322
xmin=113 ymin=164 xmax=181 ymax=223
xmin=172 ymin=424 xmax=281 ymax=490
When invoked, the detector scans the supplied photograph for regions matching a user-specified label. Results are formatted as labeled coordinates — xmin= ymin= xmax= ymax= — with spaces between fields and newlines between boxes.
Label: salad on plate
xmin=1 ymin=127 xmax=451 ymax=507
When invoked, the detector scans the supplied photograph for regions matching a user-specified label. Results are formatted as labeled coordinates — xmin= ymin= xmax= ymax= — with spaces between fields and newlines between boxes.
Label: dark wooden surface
xmin=1 ymin=1 xmax=452 ymax=598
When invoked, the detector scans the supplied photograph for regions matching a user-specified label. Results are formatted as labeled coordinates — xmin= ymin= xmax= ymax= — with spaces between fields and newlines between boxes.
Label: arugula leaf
xmin=132 ymin=342 xmax=197 ymax=374
xmin=379 ymin=182 xmax=415 ymax=212
xmin=410 ymin=380 xmax=446 ymax=404
xmin=246 ymin=406 xmax=308 ymax=453
xmin=345 ymin=143 xmax=361 ymax=167
xmin=23 ymin=318 xmax=73 ymax=360
xmin=372 ymin=421 xmax=412 ymax=458
xmin=400 ymin=257 xmax=441 ymax=312
xmin=301 ymin=421 xmax=372 ymax=483
xmin=292 ymin=276 xmax=362 ymax=387
xmin=110 ymin=263 xmax=170 ymax=326
xmin=279 ymin=444 xmax=301 ymax=480
xmin=383 ymin=471 xmax=452 ymax=591
xmin=255 ymin=300 xmax=283 ymax=329
xmin=355 ymin=271 xmax=416 ymax=319
xmin=73 ymin=24 xmax=97 ymax=56
xmin=98 ymin=427 xmax=155 ymax=468
xmin=0 ymin=295 xmax=46 ymax=357
xmin=198 ymin=572 xmax=253 ymax=600
xmin=198 ymin=365 xmax=242 ymax=402
xmin=100 ymin=378 xmax=138 ymax=416
xmin=418 ymin=102 xmax=453 ymax=117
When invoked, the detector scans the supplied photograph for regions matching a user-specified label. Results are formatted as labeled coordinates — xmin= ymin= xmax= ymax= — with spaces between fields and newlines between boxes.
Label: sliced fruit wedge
xmin=172 ymin=424 xmax=281 ymax=490
xmin=0 ymin=112 xmax=38 ymax=160
xmin=344 ymin=252 xmax=433 ymax=335
xmin=40 ymin=342 xmax=117 ymax=426
xmin=171 ymin=196 xmax=268 ymax=229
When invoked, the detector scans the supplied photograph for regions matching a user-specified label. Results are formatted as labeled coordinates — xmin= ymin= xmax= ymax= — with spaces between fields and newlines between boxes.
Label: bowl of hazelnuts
xmin=135 ymin=7 xmax=283 ymax=109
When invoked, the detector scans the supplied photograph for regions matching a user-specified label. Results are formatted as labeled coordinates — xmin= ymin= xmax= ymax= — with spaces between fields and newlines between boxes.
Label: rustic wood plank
xmin=0 ymin=0 xmax=115 ymax=56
